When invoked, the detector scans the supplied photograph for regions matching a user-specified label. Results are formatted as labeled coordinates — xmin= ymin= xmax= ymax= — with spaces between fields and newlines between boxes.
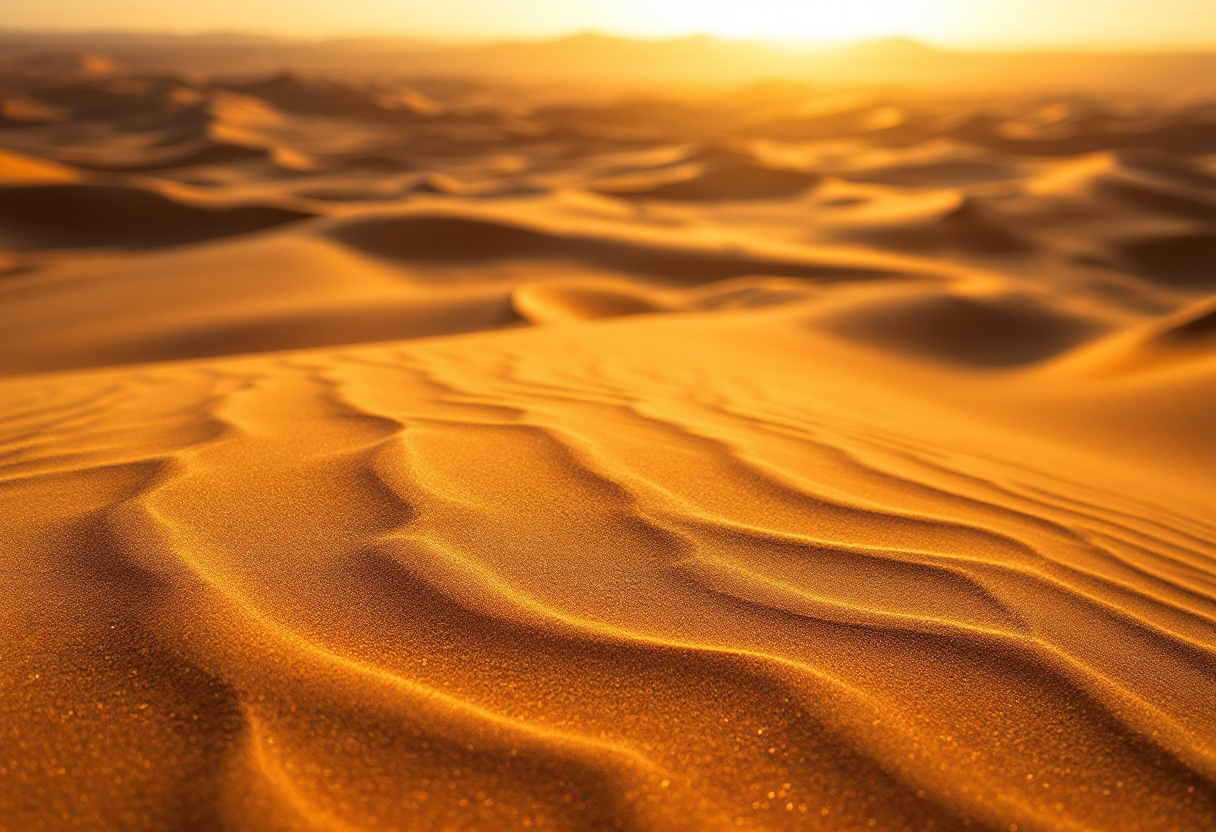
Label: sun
xmin=640 ymin=0 xmax=940 ymax=43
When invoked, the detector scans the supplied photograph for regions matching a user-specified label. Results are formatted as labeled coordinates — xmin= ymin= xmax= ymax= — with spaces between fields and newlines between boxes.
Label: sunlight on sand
xmin=1 ymin=34 xmax=1214 ymax=832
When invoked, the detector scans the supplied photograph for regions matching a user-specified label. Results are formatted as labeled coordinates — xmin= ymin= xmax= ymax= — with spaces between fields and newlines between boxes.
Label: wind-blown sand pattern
xmin=1 ymin=50 xmax=1214 ymax=832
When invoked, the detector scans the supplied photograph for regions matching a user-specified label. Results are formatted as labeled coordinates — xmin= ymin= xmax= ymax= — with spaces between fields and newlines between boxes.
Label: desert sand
xmin=1 ymin=44 xmax=1214 ymax=832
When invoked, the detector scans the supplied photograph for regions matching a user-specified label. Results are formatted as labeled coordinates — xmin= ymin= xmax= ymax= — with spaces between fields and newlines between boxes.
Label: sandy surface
xmin=1 ymin=52 xmax=1214 ymax=832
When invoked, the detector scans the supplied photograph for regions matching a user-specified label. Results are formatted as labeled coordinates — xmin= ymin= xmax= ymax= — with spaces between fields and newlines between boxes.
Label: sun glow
xmin=2 ymin=0 xmax=1215 ymax=49
xmin=638 ymin=0 xmax=941 ymax=43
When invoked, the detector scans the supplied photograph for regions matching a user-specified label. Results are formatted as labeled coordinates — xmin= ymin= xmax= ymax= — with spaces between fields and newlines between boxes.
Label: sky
xmin=2 ymin=0 xmax=1215 ymax=49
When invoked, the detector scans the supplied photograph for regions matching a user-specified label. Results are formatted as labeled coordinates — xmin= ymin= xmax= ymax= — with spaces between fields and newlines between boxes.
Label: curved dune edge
xmin=1045 ymin=295 xmax=1216 ymax=376
xmin=512 ymin=280 xmax=667 ymax=324
xmin=0 ymin=147 xmax=81 ymax=184
xmin=2 ymin=313 xmax=1213 ymax=832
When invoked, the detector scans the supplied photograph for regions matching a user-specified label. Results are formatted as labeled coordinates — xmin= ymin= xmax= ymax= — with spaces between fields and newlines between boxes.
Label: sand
xmin=1 ymin=51 xmax=1214 ymax=832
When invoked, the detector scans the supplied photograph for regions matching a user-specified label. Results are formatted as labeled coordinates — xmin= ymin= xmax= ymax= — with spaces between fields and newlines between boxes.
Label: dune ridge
xmin=1 ymin=52 xmax=1214 ymax=832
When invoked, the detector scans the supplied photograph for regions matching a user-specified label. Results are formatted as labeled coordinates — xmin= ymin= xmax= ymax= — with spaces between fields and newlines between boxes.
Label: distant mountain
xmin=833 ymin=37 xmax=946 ymax=60
xmin=390 ymin=32 xmax=816 ymax=83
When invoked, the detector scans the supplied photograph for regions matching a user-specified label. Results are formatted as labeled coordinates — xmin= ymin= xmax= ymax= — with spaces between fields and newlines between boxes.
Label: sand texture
xmin=1 ymin=54 xmax=1215 ymax=832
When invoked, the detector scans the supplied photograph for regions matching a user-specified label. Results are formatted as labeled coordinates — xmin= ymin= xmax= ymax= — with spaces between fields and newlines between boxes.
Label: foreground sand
xmin=1 ymin=56 xmax=1214 ymax=831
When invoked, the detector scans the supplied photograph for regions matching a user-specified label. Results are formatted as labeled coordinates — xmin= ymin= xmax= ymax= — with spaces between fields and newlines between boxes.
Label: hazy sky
xmin=3 ymin=0 xmax=1215 ymax=49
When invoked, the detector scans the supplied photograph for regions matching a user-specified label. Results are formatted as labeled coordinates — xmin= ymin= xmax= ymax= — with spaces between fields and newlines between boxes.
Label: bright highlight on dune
xmin=1 ymin=14 xmax=1215 ymax=832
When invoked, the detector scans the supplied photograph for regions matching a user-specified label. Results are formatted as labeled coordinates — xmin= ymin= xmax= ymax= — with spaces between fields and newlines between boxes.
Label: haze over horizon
xmin=3 ymin=0 xmax=1216 ymax=50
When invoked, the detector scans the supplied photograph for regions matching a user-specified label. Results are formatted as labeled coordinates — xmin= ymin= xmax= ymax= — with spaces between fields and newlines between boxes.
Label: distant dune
xmin=4 ymin=29 xmax=1216 ymax=92
xmin=1 ymin=44 xmax=1214 ymax=832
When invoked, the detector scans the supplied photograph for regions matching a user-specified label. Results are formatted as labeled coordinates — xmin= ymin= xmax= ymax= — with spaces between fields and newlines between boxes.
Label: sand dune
xmin=0 ymin=184 xmax=312 ymax=250
xmin=1 ymin=51 xmax=1214 ymax=832
xmin=810 ymin=288 xmax=1106 ymax=367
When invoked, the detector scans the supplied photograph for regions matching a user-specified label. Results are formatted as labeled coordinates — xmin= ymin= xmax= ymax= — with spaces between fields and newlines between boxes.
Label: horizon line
xmin=3 ymin=26 xmax=1216 ymax=56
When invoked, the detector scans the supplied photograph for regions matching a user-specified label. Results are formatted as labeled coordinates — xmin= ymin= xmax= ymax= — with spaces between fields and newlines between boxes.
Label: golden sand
xmin=1 ymin=54 xmax=1214 ymax=831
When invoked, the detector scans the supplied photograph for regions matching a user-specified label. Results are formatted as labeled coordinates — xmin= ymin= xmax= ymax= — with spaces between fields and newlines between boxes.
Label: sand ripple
xmin=2 ymin=320 xmax=1212 ymax=830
